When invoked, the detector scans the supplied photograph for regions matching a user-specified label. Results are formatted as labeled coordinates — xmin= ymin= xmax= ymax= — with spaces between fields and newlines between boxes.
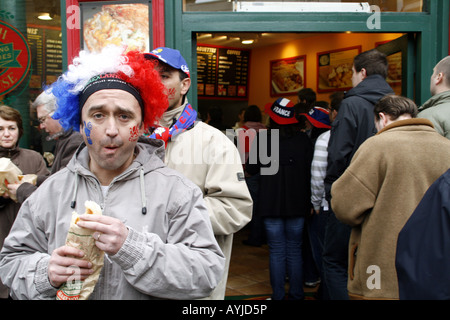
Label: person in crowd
xmin=9 ymin=91 xmax=84 ymax=203
xmin=418 ymin=55 xmax=450 ymax=139
xmin=233 ymin=107 xmax=247 ymax=130
xmin=34 ymin=91 xmax=84 ymax=173
xmin=295 ymin=105 xmax=331 ymax=289
xmin=307 ymin=94 xmax=342 ymax=299
xmin=205 ymin=105 xmax=228 ymax=132
xmin=144 ymin=47 xmax=252 ymax=300
xmin=299 ymin=105 xmax=331 ymax=145
xmin=0 ymin=105 xmax=50 ymax=299
xmin=396 ymin=168 xmax=450 ymax=300
xmin=236 ymin=105 xmax=266 ymax=165
xmin=323 ymin=49 xmax=394 ymax=299
xmin=0 ymin=46 xmax=225 ymax=300
xmin=297 ymin=88 xmax=316 ymax=109
xmin=237 ymin=105 xmax=266 ymax=247
xmin=246 ymin=98 xmax=313 ymax=300
xmin=331 ymin=95 xmax=450 ymax=299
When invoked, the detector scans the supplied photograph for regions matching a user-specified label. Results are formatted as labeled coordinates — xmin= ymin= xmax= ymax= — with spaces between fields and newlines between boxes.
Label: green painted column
xmin=0 ymin=0 xmax=30 ymax=148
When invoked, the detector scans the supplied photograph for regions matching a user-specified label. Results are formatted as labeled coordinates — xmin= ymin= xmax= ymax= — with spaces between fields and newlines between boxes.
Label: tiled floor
xmin=225 ymin=228 xmax=318 ymax=299
xmin=225 ymin=229 xmax=272 ymax=298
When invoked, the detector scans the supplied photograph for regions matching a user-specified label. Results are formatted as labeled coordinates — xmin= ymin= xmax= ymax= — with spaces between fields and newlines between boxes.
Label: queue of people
xmin=0 ymin=45 xmax=448 ymax=300
xmin=240 ymin=50 xmax=450 ymax=300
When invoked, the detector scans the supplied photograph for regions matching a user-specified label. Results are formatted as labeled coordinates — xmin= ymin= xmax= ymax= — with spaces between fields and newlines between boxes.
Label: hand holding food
xmin=56 ymin=201 xmax=105 ymax=300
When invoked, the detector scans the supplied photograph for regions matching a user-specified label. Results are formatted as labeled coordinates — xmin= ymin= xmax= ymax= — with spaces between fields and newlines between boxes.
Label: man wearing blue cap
xmin=145 ymin=48 xmax=252 ymax=300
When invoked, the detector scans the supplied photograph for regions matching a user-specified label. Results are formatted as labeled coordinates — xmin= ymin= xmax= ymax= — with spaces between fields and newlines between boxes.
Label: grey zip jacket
xmin=0 ymin=138 xmax=225 ymax=300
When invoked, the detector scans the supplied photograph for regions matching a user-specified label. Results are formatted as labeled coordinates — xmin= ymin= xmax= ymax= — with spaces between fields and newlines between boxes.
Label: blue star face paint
xmin=84 ymin=121 xmax=93 ymax=145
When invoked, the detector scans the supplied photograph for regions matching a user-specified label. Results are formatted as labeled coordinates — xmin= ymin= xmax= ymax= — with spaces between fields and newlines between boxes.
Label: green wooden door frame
xmin=164 ymin=0 xmax=449 ymax=107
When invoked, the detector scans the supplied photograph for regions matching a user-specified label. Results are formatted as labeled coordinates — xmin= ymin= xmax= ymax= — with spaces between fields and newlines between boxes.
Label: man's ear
xmin=379 ymin=112 xmax=390 ymax=126
xmin=435 ymin=72 xmax=444 ymax=86
xmin=360 ymin=68 xmax=368 ymax=80
xmin=180 ymin=77 xmax=191 ymax=96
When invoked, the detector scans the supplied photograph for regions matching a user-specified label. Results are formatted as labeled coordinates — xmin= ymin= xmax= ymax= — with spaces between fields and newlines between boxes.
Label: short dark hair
xmin=329 ymin=91 xmax=344 ymax=112
xmin=353 ymin=49 xmax=389 ymax=79
xmin=374 ymin=95 xmax=418 ymax=121
xmin=297 ymin=88 xmax=316 ymax=109
xmin=244 ymin=105 xmax=262 ymax=122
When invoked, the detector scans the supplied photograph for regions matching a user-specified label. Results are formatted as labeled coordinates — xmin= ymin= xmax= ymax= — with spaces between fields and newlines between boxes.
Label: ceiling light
xmin=241 ymin=39 xmax=254 ymax=44
xmin=213 ymin=35 xmax=227 ymax=40
xmin=38 ymin=13 xmax=53 ymax=20
xmin=197 ymin=33 xmax=213 ymax=39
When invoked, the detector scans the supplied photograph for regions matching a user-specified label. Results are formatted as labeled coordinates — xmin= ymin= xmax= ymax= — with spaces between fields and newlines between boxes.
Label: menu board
xmin=197 ymin=45 xmax=250 ymax=99
xmin=27 ymin=25 xmax=63 ymax=91
xmin=197 ymin=46 xmax=217 ymax=96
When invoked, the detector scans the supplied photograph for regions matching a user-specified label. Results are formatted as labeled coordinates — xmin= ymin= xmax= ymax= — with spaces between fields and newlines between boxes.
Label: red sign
xmin=0 ymin=20 xmax=31 ymax=96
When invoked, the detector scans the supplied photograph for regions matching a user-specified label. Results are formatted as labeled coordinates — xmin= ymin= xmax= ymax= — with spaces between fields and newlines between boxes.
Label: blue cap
xmin=300 ymin=107 xmax=331 ymax=129
xmin=144 ymin=47 xmax=190 ymax=77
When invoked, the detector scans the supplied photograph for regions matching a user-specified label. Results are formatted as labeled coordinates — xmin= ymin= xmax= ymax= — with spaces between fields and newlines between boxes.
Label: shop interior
xmin=196 ymin=31 xmax=405 ymax=128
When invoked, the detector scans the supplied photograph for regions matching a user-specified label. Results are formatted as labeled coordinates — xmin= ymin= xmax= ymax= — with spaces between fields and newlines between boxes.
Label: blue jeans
xmin=264 ymin=217 xmax=305 ymax=300
xmin=322 ymin=208 xmax=351 ymax=300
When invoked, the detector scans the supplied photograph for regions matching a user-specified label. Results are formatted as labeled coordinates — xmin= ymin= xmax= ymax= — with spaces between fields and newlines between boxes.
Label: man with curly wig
xmin=0 ymin=46 xmax=225 ymax=300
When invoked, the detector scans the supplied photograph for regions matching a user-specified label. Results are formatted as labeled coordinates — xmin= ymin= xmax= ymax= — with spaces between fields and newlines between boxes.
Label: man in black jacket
xmin=396 ymin=168 xmax=450 ymax=300
xmin=323 ymin=49 xmax=394 ymax=300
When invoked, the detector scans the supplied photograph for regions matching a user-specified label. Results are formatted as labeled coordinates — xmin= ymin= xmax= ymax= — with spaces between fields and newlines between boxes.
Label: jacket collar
xmin=0 ymin=145 xmax=20 ymax=158
xmin=376 ymin=118 xmax=434 ymax=135
xmin=344 ymin=75 xmax=394 ymax=107
xmin=159 ymin=100 xmax=189 ymax=128
xmin=420 ymin=90 xmax=450 ymax=111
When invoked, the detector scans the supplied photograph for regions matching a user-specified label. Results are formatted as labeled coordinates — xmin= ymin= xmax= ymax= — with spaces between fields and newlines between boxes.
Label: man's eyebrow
xmin=85 ymin=105 xmax=136 ymax=116
xmin=85 ymin=105 xmax=104 ymax=113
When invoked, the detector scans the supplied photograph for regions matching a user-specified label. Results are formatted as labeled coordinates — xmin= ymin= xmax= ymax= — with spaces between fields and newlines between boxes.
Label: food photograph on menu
xmin=317 ymin=46 xmax=361 ymax=92
xmin=270 ymin=55 xmax=306 ymax=97
xmin=81 ymin=1 xmax=150 ymax=53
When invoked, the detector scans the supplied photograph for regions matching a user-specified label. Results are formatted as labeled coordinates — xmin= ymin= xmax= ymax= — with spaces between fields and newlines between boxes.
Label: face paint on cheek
xmin=167 ymin=88 xmax=176 ymax=100
xmin=129 ymin=125 xmax=140 ymax=142
xmin=84 ymin=121 xmax=93 ymax=145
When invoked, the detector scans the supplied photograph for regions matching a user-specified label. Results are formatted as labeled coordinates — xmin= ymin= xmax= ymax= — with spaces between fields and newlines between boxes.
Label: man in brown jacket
xmin=331 ymin=95 xmax=450 ymax=299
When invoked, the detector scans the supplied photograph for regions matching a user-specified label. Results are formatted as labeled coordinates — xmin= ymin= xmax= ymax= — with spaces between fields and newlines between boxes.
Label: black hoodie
xmin=325 ymin=74 xmax=394 ymax=201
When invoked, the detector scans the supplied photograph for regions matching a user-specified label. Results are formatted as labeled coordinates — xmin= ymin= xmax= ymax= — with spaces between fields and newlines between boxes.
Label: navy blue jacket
xmin=324 ymin=74 xmax=394 ymax=201
xmin=396 ymin=169 xmax=450 ymax=299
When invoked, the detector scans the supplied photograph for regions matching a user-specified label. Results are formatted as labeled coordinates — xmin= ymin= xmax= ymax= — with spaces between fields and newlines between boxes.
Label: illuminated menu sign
xmin=27 ymin=25 xmax=63 ymax=91
xmin=197 ymin=45 xmax=250 ymax=99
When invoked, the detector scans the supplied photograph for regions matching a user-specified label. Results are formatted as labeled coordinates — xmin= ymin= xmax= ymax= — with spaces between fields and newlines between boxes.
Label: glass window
xmin=0 ymin=0 xmax=62 ymax=151
xmin=183 ymin=0 xmax=424 ymax=13
xmin=26 ymin=0 xmax=63 ymax=152
xmin=26 ymin=0 xmax=62 ymax=101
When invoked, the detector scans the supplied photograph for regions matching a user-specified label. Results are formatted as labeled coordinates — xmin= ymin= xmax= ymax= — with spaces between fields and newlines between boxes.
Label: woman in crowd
xmin=246 ymin=98 xmax=313 ymax=300
xmin=0 ymin=105 xmax=49 ymax=299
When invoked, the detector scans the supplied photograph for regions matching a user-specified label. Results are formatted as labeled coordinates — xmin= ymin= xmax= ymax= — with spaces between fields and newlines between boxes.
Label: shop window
xmin=0 ymin=0 xmax=62 ymax=151
xmin=26 ymin=0 xmax=62 ymax=101
xmin=183 ymin=0 xmax=424 ymax=13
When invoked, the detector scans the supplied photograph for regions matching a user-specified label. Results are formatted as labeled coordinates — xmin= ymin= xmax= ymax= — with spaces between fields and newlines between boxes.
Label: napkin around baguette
xmin=56 ymin=201 xmax=105 ymax=300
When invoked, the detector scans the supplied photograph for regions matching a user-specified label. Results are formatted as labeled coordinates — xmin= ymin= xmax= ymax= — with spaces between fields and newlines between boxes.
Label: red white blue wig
xmin=49 ymin=46 xmax=168 ymax=131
